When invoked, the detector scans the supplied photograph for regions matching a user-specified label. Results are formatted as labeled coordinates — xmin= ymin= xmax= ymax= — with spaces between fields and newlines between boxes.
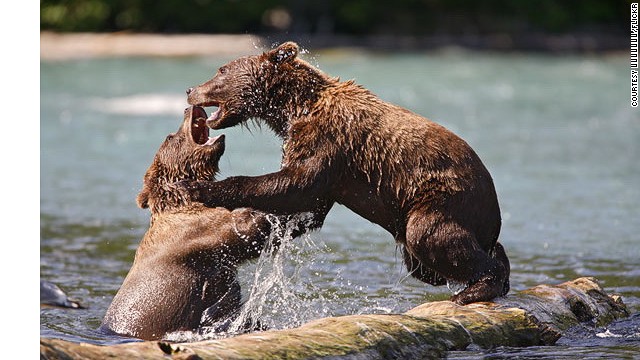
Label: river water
xmin=40 ymin=49 xmax=640 ymax=357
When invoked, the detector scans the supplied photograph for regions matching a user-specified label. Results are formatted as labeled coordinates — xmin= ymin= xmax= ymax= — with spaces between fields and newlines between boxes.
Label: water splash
xmin=251 ymin=37 xmax=265 ymax=52
xmin=163 ymin=216 xmax=418 ymax=343
xmin=227 ymin=213 xmax=337 ymax=334
xmin=166 ymin=213 xmax=338 ymax=342
xmin=446 ymin=280 xmax=468 ymax=296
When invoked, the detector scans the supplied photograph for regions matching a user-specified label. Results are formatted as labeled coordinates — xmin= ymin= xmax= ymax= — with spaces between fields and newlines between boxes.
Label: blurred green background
xmin=41 ymin=0 xmax=629 ymax=38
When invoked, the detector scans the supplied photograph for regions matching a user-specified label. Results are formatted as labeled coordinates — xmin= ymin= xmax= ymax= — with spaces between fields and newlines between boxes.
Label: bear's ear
xmin=267 ymin=42 xmax=299 ymax=64
xmin=137 ymin=164 xmax=159 ymax=209
xmin=136 ymin=187 xmax=150 ymax=209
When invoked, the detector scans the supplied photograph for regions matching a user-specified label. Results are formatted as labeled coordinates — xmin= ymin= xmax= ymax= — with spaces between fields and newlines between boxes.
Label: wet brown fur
xmin=100 ymin=106 xmax=325 ymax=340
xmin=184 ymin=42 xmax=510 ymax=305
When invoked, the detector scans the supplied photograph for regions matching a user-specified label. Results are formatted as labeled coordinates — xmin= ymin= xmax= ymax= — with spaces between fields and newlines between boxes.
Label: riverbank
xmin=40 ymin=31 xmax=628 ymax=60
xmin=40 ymin=32 xmax=265 ymax=60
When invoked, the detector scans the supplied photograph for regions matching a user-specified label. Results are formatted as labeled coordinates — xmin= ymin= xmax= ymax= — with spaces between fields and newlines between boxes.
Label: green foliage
xmin=40 ymin=0 xmax=629 ymax=34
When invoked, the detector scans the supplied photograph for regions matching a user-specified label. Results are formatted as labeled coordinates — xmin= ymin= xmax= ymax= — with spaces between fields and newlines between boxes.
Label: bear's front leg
xmin=174 ymin=166 xmax=331 ymax=215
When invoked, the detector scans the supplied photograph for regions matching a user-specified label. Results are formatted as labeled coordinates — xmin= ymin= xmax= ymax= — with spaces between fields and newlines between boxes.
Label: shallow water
xmin=41 ymin=49 xmax=640 ymax=355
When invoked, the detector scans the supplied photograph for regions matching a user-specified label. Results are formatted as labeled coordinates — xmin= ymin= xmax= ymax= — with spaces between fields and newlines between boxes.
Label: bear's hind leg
xmin=406 ymin=215 xmax=509 ymax=305
xmin=402 ymin=246 xmax=446 ymax=286
xmin=490 ymin=241 xmax=510 ymax=296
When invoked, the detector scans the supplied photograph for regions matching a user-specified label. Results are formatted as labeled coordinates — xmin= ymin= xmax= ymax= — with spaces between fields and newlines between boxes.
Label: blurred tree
xmin=40 ymin=0 xmax=629 ymax=36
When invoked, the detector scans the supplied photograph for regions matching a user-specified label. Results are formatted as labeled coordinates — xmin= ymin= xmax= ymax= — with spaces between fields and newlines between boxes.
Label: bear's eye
xmin=165 ymin=134 xmax=175 ymax=141
xmin=218 ymin=66 xmax=227 ymax=75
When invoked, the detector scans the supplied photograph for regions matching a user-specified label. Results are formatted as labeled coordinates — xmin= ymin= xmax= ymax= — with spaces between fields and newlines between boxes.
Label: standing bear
xmin=182 ymin=42 xmax=510 ymax=305
xmin=100 ymin=106 xmax=327 ymax=340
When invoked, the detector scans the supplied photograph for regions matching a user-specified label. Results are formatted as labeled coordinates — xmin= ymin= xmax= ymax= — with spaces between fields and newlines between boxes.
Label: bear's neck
xmin=147 ymin=172 xmax=215 ymax=215
xmin=261 ymin=63 xmax=332 ymax=137
xmin=148 ymin=183 xmax=191 ymax=215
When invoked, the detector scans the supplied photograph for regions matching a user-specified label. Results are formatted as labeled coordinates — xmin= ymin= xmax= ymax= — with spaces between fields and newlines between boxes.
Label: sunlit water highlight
xmin=41 ymin=50 xmax=640 ymax=356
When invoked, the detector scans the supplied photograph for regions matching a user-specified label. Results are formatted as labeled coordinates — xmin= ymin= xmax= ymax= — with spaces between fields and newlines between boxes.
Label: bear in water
xmin=99 ymin=106 xmax=327 ymax=340
xmin=181 ymin=42 xmax=510 ymax=305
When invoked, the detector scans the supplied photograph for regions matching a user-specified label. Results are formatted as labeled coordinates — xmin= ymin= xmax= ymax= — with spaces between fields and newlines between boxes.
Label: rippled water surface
xmin=41 ymin=49 xmax=640 ymax=356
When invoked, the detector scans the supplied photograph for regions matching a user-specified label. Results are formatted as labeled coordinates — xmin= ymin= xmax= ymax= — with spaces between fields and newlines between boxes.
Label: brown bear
xmin=99 ymin=105 xmax=327 ymax=340
xmin=182 ymin=42 xmax=510 ymax=305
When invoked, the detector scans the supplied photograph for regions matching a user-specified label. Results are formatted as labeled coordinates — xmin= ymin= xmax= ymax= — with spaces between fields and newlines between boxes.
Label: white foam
xmin=595 ymin=329 xmax=623 ymax=338
xmin=446 ymin=280 xmax=468 ymax=296
xmin=89 ymin=93 xmax=187 ymax=116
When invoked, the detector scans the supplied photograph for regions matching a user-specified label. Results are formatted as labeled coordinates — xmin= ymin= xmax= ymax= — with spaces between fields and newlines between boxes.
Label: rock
xmin=40 ymin=280 xmax=86 ymax=309
xmin=40 ymin=277 xmax=629 ymax=359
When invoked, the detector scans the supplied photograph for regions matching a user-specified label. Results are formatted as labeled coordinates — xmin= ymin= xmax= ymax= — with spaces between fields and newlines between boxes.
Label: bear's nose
xmin=186 ymin=87 xmax=193 ymax=95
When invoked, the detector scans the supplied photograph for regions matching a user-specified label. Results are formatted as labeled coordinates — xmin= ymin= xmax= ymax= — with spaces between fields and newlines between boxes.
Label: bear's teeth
xmin=203 ymin=134 xmax=223 ymax=146
xmin=207 ymin=108 xmax=221 ymax=122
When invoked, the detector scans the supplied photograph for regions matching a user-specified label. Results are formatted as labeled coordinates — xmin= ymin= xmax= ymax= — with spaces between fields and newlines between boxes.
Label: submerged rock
xmin=40 ymin=280 xmax=86 ymax=309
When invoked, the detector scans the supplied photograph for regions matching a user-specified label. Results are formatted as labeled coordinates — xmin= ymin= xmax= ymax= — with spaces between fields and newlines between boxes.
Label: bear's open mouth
xmin=191 ymin=106 xmax=224 ymax=146
xmin=205 ymin=103 xmax=225 ymax=129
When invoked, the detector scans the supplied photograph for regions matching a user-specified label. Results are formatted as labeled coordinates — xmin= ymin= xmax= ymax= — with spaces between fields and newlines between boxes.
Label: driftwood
xmin=41 ymin=277 xmax=629 ymax=359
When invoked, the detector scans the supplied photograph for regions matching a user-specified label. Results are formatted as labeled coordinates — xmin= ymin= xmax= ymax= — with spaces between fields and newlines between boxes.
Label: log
xmin=40 ymin=277 xmax=629 ymax=359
